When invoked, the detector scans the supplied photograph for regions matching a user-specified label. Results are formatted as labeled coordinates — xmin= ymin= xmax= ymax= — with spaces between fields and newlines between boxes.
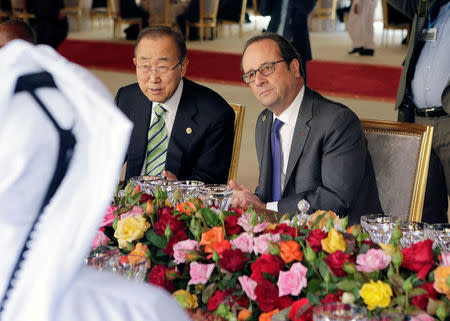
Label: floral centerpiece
xmin=92 ymin=183 xmax=450 ymax=321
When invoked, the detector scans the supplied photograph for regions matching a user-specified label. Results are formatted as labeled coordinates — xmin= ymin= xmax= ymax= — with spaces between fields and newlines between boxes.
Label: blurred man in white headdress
xmin=346 ymin=0 xmax=377 ymax=56
xmin=0 ymin=40 xmax=191 ymax=321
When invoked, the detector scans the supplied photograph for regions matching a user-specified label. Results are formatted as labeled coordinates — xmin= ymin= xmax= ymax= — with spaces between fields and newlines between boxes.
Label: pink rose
xmin=237 ymin=212 xmax=269 ymax=234
xmin=173 ymin=239 xmax=199 ymax=264
xmin=91 ymin=230 xmax=110 ymax=248
xmin=238 ymin=275 xmax=257 ymax=300
xmin=253 ymin=233 xmax=281 ymax=255
xmin=101 ymin=205 xmax=117 ymax=227
xmin=409 ymin=314 xmax=435 ymax=321
xmin=230 ymin=233 xmax=254 ymax=253
xmin=356 ymin=249 xmax=391 ymax=273
xmin=441 ymin=252 xmax=450 ymax=267
xmin=119 ymin=205 xmax=145 ymax=219
xmin=277 ymin=262 xmax=308 ymax=296
xmin=188 ymin=262 xmax=215 ymax=285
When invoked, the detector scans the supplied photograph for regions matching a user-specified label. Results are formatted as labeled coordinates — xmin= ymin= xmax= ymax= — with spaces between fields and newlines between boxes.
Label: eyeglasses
xmin=135 ymin=59 xmax=184 ymax=75
xmin=241 ymin=60 xmax=286 ymax=84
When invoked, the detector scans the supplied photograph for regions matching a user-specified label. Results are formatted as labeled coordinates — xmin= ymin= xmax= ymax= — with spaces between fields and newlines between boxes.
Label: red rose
xmin=139 ymin=193 xmax=154 ymax=203
xmin=324 ymin=250 xmax=354 ymax=277
xmin=278 ymin=296 xmax=294 ymax=310
xmin=321 ymin=292 xmax=342 ymax=304
xmin=289 ymin=298 xmax=314 ymax=321
xmin=401 ymin=240 xmax=434 ymax=280
xmin=411 ymin=282 xmax=439 ymax=309
xmin=163 ymin=230 xmax=187 ymax=256
xmin=207 ymin=289 xmax=229 ymax=311
xmin=224 ymin=214 xmax=243 ymax=236
xmin=220 ymin=249 xmax=249 ymax=272
xmin=229 ymin=207 xmax=243 ymax=215
xmin=255 ymin=279 xmax=279 ymax=312
xmin=154 ymin=212 xmax=185 ymax=235
xmin=250 ymin=254 xmax=285 ymax=280
xmin=306 ymin=229 xmax=328 ymax=252
xmin=271 ymin=223 xmax=297 ymax=238
xmin=233 ymin=296 xmax=249 ymax=309
xmin=148 ymin=264 xmax=173 ymax=291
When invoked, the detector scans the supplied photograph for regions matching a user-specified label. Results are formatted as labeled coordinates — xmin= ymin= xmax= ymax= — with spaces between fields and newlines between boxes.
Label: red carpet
xmin=58 ymin=39 xmax=401 ymax=102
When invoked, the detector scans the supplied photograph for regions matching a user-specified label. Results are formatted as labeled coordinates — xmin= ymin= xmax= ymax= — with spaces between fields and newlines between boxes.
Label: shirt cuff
xmin=266 ymin=201 xmax=278 ymax=212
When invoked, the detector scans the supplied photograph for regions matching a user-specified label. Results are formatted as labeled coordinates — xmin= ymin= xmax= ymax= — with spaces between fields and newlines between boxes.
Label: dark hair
xmin=0 ymin=19 xmax=37 ymax=45
xmin=241 ymin=32 xmax=303 ymax=77
xmin=134 ymin=25 xmax=187 ymax=60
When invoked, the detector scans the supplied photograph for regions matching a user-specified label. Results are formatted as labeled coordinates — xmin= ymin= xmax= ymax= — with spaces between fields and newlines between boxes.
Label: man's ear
xmin=289 ymin=58 xmax=301 ymax=79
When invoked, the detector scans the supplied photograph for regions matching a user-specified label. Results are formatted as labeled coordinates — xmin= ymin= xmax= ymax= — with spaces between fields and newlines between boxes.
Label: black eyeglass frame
xmin=241 ymin=59 xmax=286 ymax=84
xmin=135 ymin=58 xmax=185 ymax=75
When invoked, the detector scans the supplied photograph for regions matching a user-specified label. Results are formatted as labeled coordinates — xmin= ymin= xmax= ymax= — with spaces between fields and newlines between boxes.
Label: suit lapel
xmin=256 ymin=109 xmax=273 ymax=201
xmin=283 ymin=86 xmax=313 ymax=191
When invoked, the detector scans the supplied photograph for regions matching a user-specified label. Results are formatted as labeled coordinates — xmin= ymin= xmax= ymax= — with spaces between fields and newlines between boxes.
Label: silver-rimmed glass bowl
xmin=360 ymin=214 xmax=397 ymax=244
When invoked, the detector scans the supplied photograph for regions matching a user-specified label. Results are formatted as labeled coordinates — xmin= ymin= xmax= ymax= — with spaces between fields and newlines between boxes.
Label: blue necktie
xmin=271 ymin=118 xmax=284 ymax=202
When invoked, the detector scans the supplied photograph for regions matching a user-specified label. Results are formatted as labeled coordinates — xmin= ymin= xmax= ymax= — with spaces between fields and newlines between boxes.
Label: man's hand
xmin=163 ymin=170 xmax=178 ymax=181
xmin=229 ymin=180 xmax=266 ymax=211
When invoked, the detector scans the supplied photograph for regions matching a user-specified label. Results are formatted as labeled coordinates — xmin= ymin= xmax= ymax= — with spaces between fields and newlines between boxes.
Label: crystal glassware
xmin=313 ymin=303 xmax=367 ymax=321
xmin=148 ymin=179 xmax=181 ymax=204
xmin=102 ymin=253 xmax=148 ymax=282
xmin=129 ymin=175 xmax=161 ymax=194
xmin=399 ymin=221 xmax=430 ymax=249
xmin=360 ymin=214 xmax=397 ymax=244
xmin=199 ymin=184 xmax=233 ymax=211
xmin=427 ymin=223 xmax=450 ymax=253
xmin=85 ymin=246 xmax=120 ymax=269
xmin=177 ymin=180 xmax=205 ymax=203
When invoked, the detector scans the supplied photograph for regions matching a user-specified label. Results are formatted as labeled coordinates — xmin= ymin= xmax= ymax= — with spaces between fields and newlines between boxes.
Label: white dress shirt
xmin=266 ymin=85 xmax=305 ymax=212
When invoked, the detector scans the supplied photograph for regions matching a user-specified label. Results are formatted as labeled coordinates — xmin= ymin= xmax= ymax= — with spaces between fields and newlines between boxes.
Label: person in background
xmin=115 ymin=26 xmax=235 ymax=183
xmin=0 ymin=39 xmax=191 ymax=321
xmin=0 ymin=20 xmax=36 ymax=47
xmin=346 ymin=0 xmax=377 ymax=56
xmin=388 ymin=0 xmax=449 ymax=223
xmin=230 ymin=33 xmax=382 ymax=224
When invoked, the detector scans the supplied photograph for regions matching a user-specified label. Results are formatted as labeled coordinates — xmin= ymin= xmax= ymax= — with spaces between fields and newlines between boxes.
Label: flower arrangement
xmin=92 ymin=183 xmax=450 ymax=321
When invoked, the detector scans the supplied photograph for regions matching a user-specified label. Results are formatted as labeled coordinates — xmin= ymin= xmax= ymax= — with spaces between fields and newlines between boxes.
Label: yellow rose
xmin=321 ymin=228 xmax=346 ymax=254
xmin=114 ymin=215 xmax=150 ymax=249
xmin=359 ymin=280 xmax=393 ymax=311
xmin=433 ymin=266 xmax=450 ymax=298
xmin=379 ymin=243 xmax=396 ymax=257
xmin=172 ymin=289 xmax=198 ymax=309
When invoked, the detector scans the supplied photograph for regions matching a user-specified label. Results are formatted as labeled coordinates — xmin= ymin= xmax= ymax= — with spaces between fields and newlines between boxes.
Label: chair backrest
xmin=148 ymin=0 xmax=171 ymax=26
xmin=361 ymin=119 xmax=433 ymax=222
xmin=201 ymin=0 xmax=220 ymax=20
xmin=381 ymin=0 xmax=410 ymax=30
xmin=11 ymin=0 xmax=35 ymax=21
xmin=228 ymin=103 xmax=246 ymax=182
xmin=312 ymin=0 xmax=337 ymax=19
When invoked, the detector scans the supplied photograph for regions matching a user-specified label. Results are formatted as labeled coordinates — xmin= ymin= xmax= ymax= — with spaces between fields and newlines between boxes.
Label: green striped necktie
xmin=145 ymin=103 xmax=168 ymax=176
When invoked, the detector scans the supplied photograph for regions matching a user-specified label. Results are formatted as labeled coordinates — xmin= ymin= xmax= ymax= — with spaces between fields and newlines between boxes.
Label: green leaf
xmin=280 ymin=234 xmax=293 ymax=241
xmin=318 ymin=259 xmax=330 ymax=280
xmin=306 ymin=292 xmax=320 ymax=305
xmin=147 ymin=230 xmax=167 ymax=249
xmin=336 ymin=280 xmax=361 ymax=291
xmin=307 ymin=278 xmax=321 ymax=293
xmin=202 ymin=208 xmax=221 ymax=226
xmin=202 ymin=283 xmax=218 ymax=304
xmin=409 ymin=287 xmax=427 ymax=297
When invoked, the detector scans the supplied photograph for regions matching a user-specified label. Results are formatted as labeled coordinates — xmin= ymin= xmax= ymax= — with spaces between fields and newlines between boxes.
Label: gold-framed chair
xmin=218 ymin=0 xmax=247 ymax=38
xmin=147 ymin=0 xmax=175 ymax=27
xmin=309 ymin=0 xmax=338 ymax=32
xmin=381 ymin=0 xmax=410 ymax=46
xmin=63 ymin=0 xmax=83 ymax=31
xmin=228 ymin=103 xmax=246 ymax=182
xmin=89 ymin=0 xmax=114 ymax=29
xmin=186 ymin=0 xmax=220 ymax=41
xmin=361 ymin=119 xmax=433 ymax=222
xmin=11 ymin=0 xmax=35 ymax=22
xmin=110 ymin=0 xmax=142 ymax=38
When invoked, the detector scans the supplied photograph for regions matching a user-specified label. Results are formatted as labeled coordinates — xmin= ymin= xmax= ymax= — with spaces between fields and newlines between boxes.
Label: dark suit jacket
xmin=254 ymin=86 xmax=383 ymax=224
xmin=115 ymin=78 xmax=235 ymax=184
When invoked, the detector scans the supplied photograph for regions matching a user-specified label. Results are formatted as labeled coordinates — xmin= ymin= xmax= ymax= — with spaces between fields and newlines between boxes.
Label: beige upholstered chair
xmin=11 ymin=0 xmax=35 ymax=22
xmin=64 ymin=0 xmax=83 ymax=31
xmin=309 ymin=0 xmax=338 ymax=31
xmin=110 ymin=0 xmax=142 ymax=38
xmin=361 ymin=119 xmax=433 ymax=222
xmin=147 ymin=0 xmax=173 ymax=27
xmin=89 ymin=0 xmax=114 ymax=29
xmin=228 ymin=103 xmax=246 ymax=182
xmin=218 ymin=0 xmax=247 ymax=38
xmin=186 ymin=0 xmax=220 ymax=41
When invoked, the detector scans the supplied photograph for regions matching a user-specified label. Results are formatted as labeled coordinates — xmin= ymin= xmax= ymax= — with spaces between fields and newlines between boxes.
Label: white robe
xmin=0 ymin=40 xmax=190 ymax=321
xmin=346 ymin=0 xmax=377 ymax=49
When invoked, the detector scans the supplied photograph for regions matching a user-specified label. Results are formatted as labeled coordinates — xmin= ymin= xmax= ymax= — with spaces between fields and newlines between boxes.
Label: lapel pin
xmin=262 ymin=115 xmax=266 ymax=122
xmin=186 ymin=127 xmax=192 ymax=134
xmin=299 ymin=132 xmax=305 ymax=135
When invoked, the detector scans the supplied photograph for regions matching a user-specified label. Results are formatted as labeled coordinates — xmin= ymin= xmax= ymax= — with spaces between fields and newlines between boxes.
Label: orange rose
xmin=176 ymin=201 xmax=197 ymax=215
xmin=129 ymin=242 xmax=151 ymax=268
xmin=279 ymin=240 xmax=303 ymax=263
xmin=238 ymin=309 xmax=252 ymax=321
xmin=213 ymin=239 xmax=232 ymax=258
xmin=258 ymin=309 xmax=279 ymax=321
xmin=200 ymin=226 xmax=225 ymax=253
xmin=145 ymin=200 xmax=153 ymax=215
xmin=434 ymin=266 xmax=450 ymax=298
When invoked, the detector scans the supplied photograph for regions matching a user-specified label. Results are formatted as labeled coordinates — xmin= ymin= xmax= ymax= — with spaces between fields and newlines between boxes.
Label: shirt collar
xmin=274 ymin=85 xmax=305 ymax=126
xmin=152 ymin=78 xmax=184 ymax=114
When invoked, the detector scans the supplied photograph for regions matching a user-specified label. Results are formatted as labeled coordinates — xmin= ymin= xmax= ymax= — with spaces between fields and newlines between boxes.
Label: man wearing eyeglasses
xmin=230 ymin=33 xmax=382 ymax=224
xmin=115 ymin=26 xmax=235 ymax=183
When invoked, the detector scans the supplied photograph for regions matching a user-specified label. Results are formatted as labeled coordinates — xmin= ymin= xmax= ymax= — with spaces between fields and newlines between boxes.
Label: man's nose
xmin=254 ymin=70 xmax=267 ymax=85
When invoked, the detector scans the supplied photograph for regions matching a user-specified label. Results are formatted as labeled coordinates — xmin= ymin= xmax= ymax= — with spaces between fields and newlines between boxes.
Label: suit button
xmin=186 ymin=127 xmax=192 ymax=134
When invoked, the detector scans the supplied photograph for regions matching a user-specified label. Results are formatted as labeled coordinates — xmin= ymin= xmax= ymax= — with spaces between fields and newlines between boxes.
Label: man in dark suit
xmin=115 ymin=26 xmax=235 ymax=184
xmin=231 ymin=33 xmax=382 ymax=224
